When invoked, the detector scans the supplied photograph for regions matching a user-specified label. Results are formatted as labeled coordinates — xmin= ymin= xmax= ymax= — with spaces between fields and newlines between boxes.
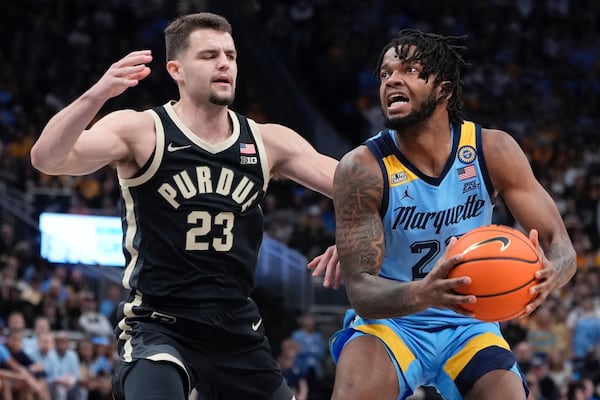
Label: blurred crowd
xmin=0 ymin=0 xmax=599 ymax=399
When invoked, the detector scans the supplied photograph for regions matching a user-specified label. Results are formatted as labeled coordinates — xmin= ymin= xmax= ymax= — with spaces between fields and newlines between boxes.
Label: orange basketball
xmin=447 ymin=224 xmax=541 ymax=322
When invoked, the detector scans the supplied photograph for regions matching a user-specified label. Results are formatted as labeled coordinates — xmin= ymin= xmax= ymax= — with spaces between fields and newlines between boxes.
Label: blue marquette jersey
xmin=365 ymin=121 xmax=495 ymax=328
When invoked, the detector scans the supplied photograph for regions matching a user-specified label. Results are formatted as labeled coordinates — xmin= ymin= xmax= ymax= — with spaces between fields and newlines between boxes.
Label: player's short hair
xmin=376 ymin=29 xmax=469 ymax=128
xmin=164 ymin=12 xmax=232 ymax=61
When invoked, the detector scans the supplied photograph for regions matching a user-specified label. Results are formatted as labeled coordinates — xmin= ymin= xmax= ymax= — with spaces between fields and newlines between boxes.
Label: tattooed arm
xmin=333 ymin=147 xmax=476 ymax=319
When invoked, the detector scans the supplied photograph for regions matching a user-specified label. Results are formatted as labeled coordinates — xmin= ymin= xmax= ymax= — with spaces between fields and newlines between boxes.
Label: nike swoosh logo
xmin=251 ymin=318 xmax=262 ymax=331
xmin=167 ymin=143 xmax=191 ymax=152
xmin=462 ymin=236 xmax=510 ymax=255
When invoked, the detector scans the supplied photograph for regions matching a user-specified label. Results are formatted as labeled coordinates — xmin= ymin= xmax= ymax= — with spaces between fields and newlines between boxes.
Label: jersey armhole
xmin=245 ymin=118 xmax=270 ymax=192
xmin=365 ymin=139 xmax=390 ymax=217
xmin=475 ymin=124 xmax=495 ymax=201
xmin=119 ymin=109 xmax=163 ymax=188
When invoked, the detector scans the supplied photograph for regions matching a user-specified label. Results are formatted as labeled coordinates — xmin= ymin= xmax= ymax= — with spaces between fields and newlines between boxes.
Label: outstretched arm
xmin=259 ymin=122 xmax=341 ymax=286
xmin=30 ymin=50 xmax=153 ymax=175
xmin=258 ymin=123 xmax=338 ymax=198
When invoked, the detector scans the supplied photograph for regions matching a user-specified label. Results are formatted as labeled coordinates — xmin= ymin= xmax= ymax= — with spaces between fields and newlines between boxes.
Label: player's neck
xmin=172 ymin=100 xmax=232 ymax=143
xmin=395 ymin=118 xmax=452 ymax=177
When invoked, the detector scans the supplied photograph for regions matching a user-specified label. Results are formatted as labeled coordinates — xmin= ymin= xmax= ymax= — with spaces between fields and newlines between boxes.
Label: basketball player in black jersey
xmin=31 ymin=12 xmax=340 ymax=400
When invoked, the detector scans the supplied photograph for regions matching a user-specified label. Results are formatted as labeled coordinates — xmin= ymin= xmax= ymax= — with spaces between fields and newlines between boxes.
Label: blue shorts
xmin=330 ymin=310 xmax=528 ymax=399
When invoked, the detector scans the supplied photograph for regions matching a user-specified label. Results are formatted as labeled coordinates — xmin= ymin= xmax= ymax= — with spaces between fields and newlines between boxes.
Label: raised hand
xmin=89 ymin=50 xmax=153 ymax=101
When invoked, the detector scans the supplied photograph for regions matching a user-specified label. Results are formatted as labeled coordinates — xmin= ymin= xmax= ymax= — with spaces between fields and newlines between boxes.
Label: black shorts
xmin=112 ymin=297 xmax=293 ymax=400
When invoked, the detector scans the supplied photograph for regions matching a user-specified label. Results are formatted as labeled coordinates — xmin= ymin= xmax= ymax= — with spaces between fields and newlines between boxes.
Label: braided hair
xmin=375 ymin=29 xmax=469 ymax=128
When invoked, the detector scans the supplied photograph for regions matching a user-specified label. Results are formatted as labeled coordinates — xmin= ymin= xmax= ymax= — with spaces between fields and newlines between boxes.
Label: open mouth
xmin=388 ymin=94 xmax=409 ymax=106
xmin=214 ymin=76 xmax=231 ymax=85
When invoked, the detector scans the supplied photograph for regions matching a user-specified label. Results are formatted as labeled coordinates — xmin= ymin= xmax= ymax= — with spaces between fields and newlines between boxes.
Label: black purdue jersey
xmin=119 ymin=102 xmax=269 ymax=310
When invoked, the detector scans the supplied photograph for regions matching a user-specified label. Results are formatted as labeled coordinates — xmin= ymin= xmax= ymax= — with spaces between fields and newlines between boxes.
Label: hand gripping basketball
xmin=447 ymin=224 xmax=541 ymax=322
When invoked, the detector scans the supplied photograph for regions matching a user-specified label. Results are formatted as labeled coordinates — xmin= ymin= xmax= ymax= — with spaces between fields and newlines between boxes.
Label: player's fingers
xmin=523 ymin=295 xmax=543 ymax=316
xmin=127 ymin=67 xmax=152 ymax=82
xmin=529 ymin=229 xmax=547 ymax=260
xmin=528 ymin=228 xmax=539 ymax=247
xmin=435 ymin=253 xmax=463 ymax=277
xmin=322 ymin=256 xmax=339 ymax=288
xmin=445 ymin=236 xmax=459 ymax=253
xmin=117 ymin=50 xmax=152 ymax=66
xmin=111 ymin=64 xmax=148 ymax=78
xmin=307 ymin=258 xmax=317 ymax=271
xmin=332 ymin=261 xmax=342 ymax=289
xmin=446 ymin=276 xmax=472 ymax=289
xmin=307 ymin=256 xmax=322 ymax=273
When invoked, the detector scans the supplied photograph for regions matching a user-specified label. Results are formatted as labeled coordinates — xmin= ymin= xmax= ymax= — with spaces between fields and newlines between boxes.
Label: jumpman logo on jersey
xmin=401 ymin=187 xmax=414 ymax=200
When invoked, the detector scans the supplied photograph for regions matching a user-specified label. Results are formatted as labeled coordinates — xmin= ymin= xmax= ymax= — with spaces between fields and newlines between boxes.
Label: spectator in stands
xmin=3 ymin=328 xmax=51 ymax=400
xmin=77 ymin=292 xmax=113 ymax=338
xmin=76 ymin=337 xmax=111 ymax=400
xmin=546 ymin=349 xmax=574 ymax=392
xmin=288 ymin=204 xmax=335 ymax=260
xmin=29 ymin=331 xmax=57 ymax=377
xmin=526 ymin=356 xmax=560 ymax=400
xmin=567 ymin=380 xmax=587 ymax=400
xmin=527 ymin=304 xmax=561 ymax=360
xmin=1 ymin=334 xmax=44 ymax=400
xmin=291 ymin=312 xmax=325 ymax=392
xmin=49 ymin=331 xmax=83 ymax=400
xmin=98 ymin=283 xmax=123 ymax=328
xmin=580 ymin=377 xmax=600 ymax=400
xmin=6 ymin=311 xmax=26 ymax=332
xmin=0 ymin=255 xmax=26 ymax=319
xmin=85 ymin=336 xmax=114 ymax=400
xmin=23 ymin=316 xmax=51 ymax=358
xmin=20 ymin=272 xmax=45 ymax=313
xmin=277 ymin=338 xmax=308 ymax=400
xmin=0 ymin=222 xmax=16 ymax=257
xmin=67 ymin=269 xmax=86 ymax=296
xmin=548 ymin=297 xmax=571 ymax=356
xmin=41 ymin=266 xmax=70 ymax=304
xmin=63 ymin=292 xmax=84 ymax=332
xmin=514 ymin=340 xmax=536 ymax=376
xmin=566 ymin=291 xmax=600 ymax=374
xmin=40 ymin=297 xmax=65 ymax=331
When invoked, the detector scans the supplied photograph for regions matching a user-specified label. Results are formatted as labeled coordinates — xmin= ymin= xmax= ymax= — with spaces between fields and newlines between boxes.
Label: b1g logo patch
xmin=240 ymin=156 xmax=258 ymax=165
xmin=458 ymin=145 xmax=476 ymax=164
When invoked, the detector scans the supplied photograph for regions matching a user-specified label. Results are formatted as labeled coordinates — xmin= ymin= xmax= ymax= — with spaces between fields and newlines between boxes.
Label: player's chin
xmin=385 ymin=110 xmax=409 ymax=121
xmin=209 ymin=92 xmax=235 ymax=106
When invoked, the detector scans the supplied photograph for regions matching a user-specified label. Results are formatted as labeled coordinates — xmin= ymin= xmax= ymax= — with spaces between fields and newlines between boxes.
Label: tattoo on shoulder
xmin=333 ymin=160 xmax=384 ymax=270
xmin=335 ymin=161 xmax=381 ymax=205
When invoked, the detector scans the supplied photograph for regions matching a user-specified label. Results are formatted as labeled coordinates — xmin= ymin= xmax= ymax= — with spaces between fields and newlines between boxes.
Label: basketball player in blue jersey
xmin=30 ymin=12 xmax=341 ymax=400
xmin=329 ymin=30 xmax=577 ymax=399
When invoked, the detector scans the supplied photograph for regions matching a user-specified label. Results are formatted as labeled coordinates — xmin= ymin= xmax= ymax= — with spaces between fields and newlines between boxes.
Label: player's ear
xmin=166 ymin=60 xmax=181 ymax=80
xmin=439 ymin=81 xmax=452 ymax=100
